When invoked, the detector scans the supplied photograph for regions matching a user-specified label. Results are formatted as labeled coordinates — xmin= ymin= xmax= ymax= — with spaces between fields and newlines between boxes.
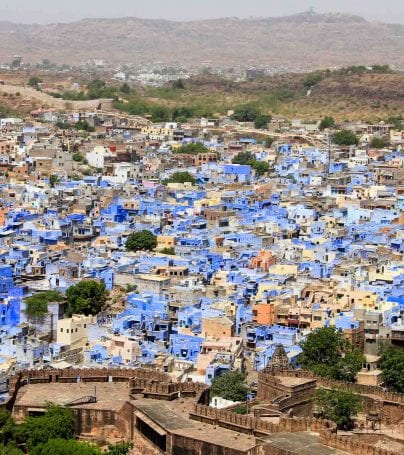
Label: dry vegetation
xmin=0 ymin=12 xmax=403 ymax=67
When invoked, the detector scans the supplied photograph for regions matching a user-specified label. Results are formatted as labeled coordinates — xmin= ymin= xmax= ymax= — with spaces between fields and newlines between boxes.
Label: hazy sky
xmin=1 ymin=0 xmax=403 ymax=24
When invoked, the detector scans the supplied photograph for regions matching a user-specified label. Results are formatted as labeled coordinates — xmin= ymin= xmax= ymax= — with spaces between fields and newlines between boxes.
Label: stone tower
xmin=266 ymin=344 xmax=291 ymax=371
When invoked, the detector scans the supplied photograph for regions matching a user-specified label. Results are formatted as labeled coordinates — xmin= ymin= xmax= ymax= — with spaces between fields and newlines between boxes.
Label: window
xmin=60 ymin=328 xmax=63 ymax=332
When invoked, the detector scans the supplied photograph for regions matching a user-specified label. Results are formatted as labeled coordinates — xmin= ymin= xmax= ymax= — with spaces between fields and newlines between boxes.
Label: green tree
xmin=172 ymin=106 xmax=195 ymax=121
xmin=333 ymin=130 xmax=358 ymax=146
xmin=172 ymin=79 xmax=185 ymax=90
xmin=164 ymin=171 xmax=196 ymax=185
xmin=16 ymin=404 xmax=75 ymax=451
xmin=314 ymin=389 xmax=363 ymax=430
xmin=150 ymin=105 xmax=171 ymax=122
xmin=303 ymin=71 xmax=324 ymax=88
xmin=125 ymin=230 xmax=157 ymax=252
xmin=232 ymin=104 xmax=260 ymax=122
xmin=299 ymin=326 xmax=364 ymax=382
xmin=210 ymin=370 xmax=247 ymax=402
xmin=174 ymin=142 xmax=209 ymax=155
xmin=0 ymin=409 xmax=17 ymax=447
xmin=75 ymin=121 xmax=95 ymax=132
xmin=370 ymin=137 xmax=387 ymax=148
xmin=66 ymin=280 xmax=108 ymax=316
xmin=28 ymin=77 xmax=43 ymax=88
xmin=31 ymin=439 xmax=101 ymax=455
xmin=232 ymin=152 xmax=269 ymax=176
xmin=25 ymin=291 xmax=64 ymax=320
xmin=319 ymin=116 xmax=335 ymax=131
xmin=120 ymin=83 xmax=131 ymax=94
xmin=254 ymin=114 xmax=271 ymax=130
xmin=72 ymin=153 xmax=85 ymax=162
xmin=380 ymin=348 xmax=404 ymax=393
xmin=107 ymin=442 xmax=134 ymax=455
xmin=0 ymin=446 xmax=22 ymax=455
xmin=251 ymin=160 xmax=269 ymax=176
xmin=386 ymin=116 xmax=403 ymax=130
xmin=55 ymin=121 xmax=71 ymax=130
xmin=160 ymin=247 xmax=175 ymax=255
xmin=124 ymin=284 xmax=138 ymax=294
xmin=232 ymin=152 xmax=255 ymax=165
xmin=49 ymin=174 xmax=60 ymax=188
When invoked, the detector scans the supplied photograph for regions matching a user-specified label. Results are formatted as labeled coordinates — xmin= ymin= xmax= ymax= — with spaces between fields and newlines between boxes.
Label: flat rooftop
xmin=275 ymin=376 xmax=316 ymax=387
xmin=263 ymin=432 xmax=349 ymax=455
xmin=134 ymin=398 xmax=257 ymax=452
xmin=134 ymin=400 xmax=194 ymax=431
xmin=15 ymin=382 xmax=129 ymax=411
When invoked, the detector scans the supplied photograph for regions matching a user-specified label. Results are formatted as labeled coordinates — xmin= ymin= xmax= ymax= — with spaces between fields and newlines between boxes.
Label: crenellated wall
xmin=258 ymin=369 xmax=404 ymax=424
xmin=190 ymin=403 xmax=336 ymax=436
xmin=260 ymin=369 xmax=404 ymax=405
xmin=319 ymin=431 xmax=398 ymax=455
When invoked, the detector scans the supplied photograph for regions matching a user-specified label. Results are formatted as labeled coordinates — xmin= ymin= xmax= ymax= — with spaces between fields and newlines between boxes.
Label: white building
xmin=86 ymin=146 xmax=111 ymax=169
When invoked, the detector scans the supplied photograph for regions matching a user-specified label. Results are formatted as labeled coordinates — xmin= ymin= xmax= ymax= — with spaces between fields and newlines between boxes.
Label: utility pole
xmin=326 ymin=133 xmax=332 ymax=178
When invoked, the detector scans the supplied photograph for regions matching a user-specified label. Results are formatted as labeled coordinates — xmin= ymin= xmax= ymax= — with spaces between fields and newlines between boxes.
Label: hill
xmin=0 ymin=12 xmax=403 ymax=68
xmin=0 ymin=68 xmax=402 ymax=121
xmin=136 ymin=70 xmax=404 ymax=121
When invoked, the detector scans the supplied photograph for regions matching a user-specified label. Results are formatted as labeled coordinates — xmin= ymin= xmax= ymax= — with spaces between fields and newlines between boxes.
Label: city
xmin=0 ymin=1 xmax=402 ymax=455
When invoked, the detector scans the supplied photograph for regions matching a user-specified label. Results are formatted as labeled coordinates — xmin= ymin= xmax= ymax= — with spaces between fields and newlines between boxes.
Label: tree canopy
xmin=254 ymin=114 xmax=271 ymax=130
xmin=232 ymin=152 xmax=269 ymax=176
xmin=232 ymin=104 xmax=260 ymax=122
xmin=210 ymin=370 xmax=247 ymax=402
xmin=107 ymin=442 xmax=134 ymax=455
xmin=314 ymin=389 xmax=363 ymax=430
xmin=16 ymin=404 xmax=76 ymax=451
xmin=49 ymin=174 xmax=60 ymax=188
xmin=299 ymin=326 xmax=364 ymax=382
xmin=380 ymin=348 xmax=404 ymax=393
xmin=0 ymin=406 xmax=133 ymax=455
xmin=28 ymin=77 xmax=43 ymax=88
xmin=0 ymin=446 xmax=22 ymax=455
xmin=303 ymin=71 xmax=324 ymax=89
xmin=319 ymin=116 xmax=335 ymax=131
xmin=65 ymin=280 xmax=108 ymax=316
xmin=174 ymin=142 xmax=209 ymax=155
xmin=333 ymin=130 xmax=358 ymax=146
xmin=31 ymin=439 xmax=102 ymax=455
xmin=25 ymin=291 xmax=64 ymax=320
xmin=125 ymin=230 xmax=157 ymax=252
xmin=164 ymin=171 xmax=196 ymax=185
xmin=160 ymin=247 xmax=176 ymax=255
xmin=75 ymin=121 xmax=95 ymax=132
xmin=370 ymin=137 xmax=387 ymax=148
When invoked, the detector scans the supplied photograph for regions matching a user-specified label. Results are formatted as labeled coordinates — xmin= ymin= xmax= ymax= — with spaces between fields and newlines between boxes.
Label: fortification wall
xmin=190 ymin=403 xmax=335 ymax=436
xmin=258 ymin=369 xmax=404 ymax=424
xmin=260 ymin=370 xmax=404 ymax=404
xmin=319 ymin=431 xmax=398 ymax=455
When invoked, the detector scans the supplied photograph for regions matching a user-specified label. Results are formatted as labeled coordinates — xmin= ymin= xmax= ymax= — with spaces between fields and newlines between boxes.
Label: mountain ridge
xmin=0 ymin=12 xmax=402 ymax=68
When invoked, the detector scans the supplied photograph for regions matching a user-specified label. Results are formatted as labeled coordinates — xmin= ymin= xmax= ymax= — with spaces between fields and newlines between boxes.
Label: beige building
xmin=56 ymin=315 xmax=92 ymax=348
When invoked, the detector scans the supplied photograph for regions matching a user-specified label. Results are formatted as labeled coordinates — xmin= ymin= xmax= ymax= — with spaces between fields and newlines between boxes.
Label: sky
xmin=0 ymin=0 xmax=403 ymax=24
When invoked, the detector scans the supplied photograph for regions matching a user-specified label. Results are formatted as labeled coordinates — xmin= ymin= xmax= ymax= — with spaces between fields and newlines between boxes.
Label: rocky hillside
xmin=0 ymin=12 xmax=403 ymax=67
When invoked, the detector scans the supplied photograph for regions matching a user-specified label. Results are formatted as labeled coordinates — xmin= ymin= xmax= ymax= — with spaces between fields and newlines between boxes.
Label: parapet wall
xmin=6 ymin=367 xmax=171 ymax=410
xmin=131 ymin=377 xmax=207 ymax=400
xmin=6 ymin=367 xmax=208 ymax=410
xmin=319 ymin=431 xmax=398 ymax=455
xmin=259 ymin=369 xmax=404 ymax=405
xmin=190 ymin=403 xmax=336 ymax=436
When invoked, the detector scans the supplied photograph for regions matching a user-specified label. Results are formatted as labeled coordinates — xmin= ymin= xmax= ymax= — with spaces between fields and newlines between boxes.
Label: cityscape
xmin=0 ymin=1 xmax=402 ymax=454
